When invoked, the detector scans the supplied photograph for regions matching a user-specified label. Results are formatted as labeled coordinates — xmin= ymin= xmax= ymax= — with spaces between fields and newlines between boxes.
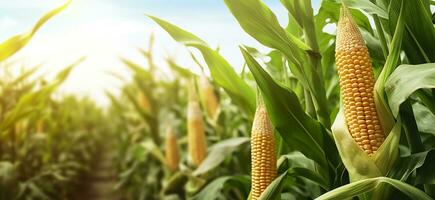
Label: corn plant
xmin=145 ymin=0 xmax=435 ymax=199
xmin=109 ymin=36 xmax=254 ymax=199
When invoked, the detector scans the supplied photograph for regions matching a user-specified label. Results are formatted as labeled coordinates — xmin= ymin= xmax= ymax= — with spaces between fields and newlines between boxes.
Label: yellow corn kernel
xmin=187 ymin=81 xmax=207 ymax=166
xmin=251 ymin=102 xmax=276 ymax=200
xmin=199 ymin=76 xmax=219 ymax=119
xmin=165 ymin=126 xmax=179 ymax=172
xmin=335 ymin=6 xmax=384 ymax=155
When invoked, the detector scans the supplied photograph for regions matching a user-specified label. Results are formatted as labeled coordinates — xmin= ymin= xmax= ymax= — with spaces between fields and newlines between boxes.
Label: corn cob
xmin=137 ymin=91 xmax=151 ymax=113
xmin=199 ymin=76 xmax=219 ymax=119
xmin=36 ymin=119 xmax=44 ymax=134
xmin=335 ymin=6 xmax=384 ymax=155
xmin=15 ymin=122 xmax=23 ymax=135
xmin=165 ymin=126 xmax=179 ymax=172
xmin=251 ymin=101 xmax=276 ymax=200
xmin=187 ymin=81 xmax=207 ymax=166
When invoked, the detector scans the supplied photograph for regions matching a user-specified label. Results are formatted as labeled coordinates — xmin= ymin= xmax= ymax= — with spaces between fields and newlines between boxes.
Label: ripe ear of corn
xmin=165 ymin=126 xmax=179 ymax=172
xmin=199 ymin=76 xmax=219 ymax=119
xmin=251 ymin=100 xmax=276 ymax=200
xmin=187 ymin=81 xmax=207 ymax=167
xmin=331 ymin=5 xmax=401 ymax=185
xmin=137 ymin=91 xmax=151 ymax=113
xmin=335 ymin=6 xmax=384 ymax=155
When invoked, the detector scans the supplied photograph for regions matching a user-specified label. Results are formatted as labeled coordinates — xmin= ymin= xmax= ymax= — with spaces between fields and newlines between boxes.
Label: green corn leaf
xmin=141 ymin=140 xmax=166 ymax=165
xmin=9 ymin=64 xmax=41 ymax=87
xmin=192 ymin=175 xmax=250 ymax=200
xmin=0 ymin=161 xmax=17 ymax=186
xmin=385 ymin=63 xmax=435 ymax=117
xmin=315 ymin=1 xmax=374 ymax=36
xmin=121 ymin=58 xmax=150 ymax=77
xmin=225 ymin=0 xmax=331 ymax=128
xmin=416 ymin=149 xmax=435 ymax=184
xmin=148 ymin=15 xmax=256 ymax=117
xmin=387 ymin=0 xmax=435 ymax=63
xmin=278 ymin=152 xmax=330 ymax=190
xmin=280 ymin=0 xmax=318 ymax=50
xmin=361 ymin=31 xmax=385 ymax=64
xmin=413 ymin=103 xmax=435 ymax=134
xmin=163 ymin=172 xmax=189 ymax=194
xmin=193 ymin=137 xmax=249 ymax=176
xmin=259 ymin=170 xmax=289 ymax=200
xmin=258 ymin=165 xmax=328 ymax=199
xmin=389 ymin=149 xmax=435 ymax=182
xmin=0 ymin=0 xmax=72 ymax=61
xmin=224 ymin=0 xmax=307 ymax=79
xmin=166 ymin=58 xmax=194 ymax=78
xmin=0 ymin=57 xmax=82 ymax=131
xmin=315 ymin=177 xmax=432 ymax=200
xmin=27 ymin=183 xmax=50 ymax=200
xmin=55 ymin=57 xmax=85 ymax=84
xmin=365 ymin=2 xmax=405 ymax=159
xmin=293 ymin=167 xmax=330 ymax=191
xmin=241 ymin=47 xmax=331 ymax=174
xmin=342 ymin=0 xmax=388 ymax=19
xmin=375 ymin=0 xmax=404 ymax=93
xmin=224 ymin=0 xmax=310 ymax=55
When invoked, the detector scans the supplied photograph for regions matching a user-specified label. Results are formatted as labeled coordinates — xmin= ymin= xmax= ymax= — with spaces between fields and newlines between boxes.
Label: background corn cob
xmin=137 ymin=91 xmax=151 ymax=113
xmin=335 ymin=6 xmax=384 ymax=155
xmin=15 ymin=122 xmax=23 ymax=135
xmin=165 ymin=126 xmax=179 ymax=172
xmin=36 ymin=119 xmax=44 ymax=134
xmin=187 ymin=81 xmax=207 ymax=166
xmin=251 ymin=101 xmax=276 ymax=199
xmin=199 ymin=75 xmax=219 ymax=119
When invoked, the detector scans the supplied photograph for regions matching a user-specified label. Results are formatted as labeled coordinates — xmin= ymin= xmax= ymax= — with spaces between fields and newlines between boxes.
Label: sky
xmin=0 ymin=0 xmax=320 ymax=106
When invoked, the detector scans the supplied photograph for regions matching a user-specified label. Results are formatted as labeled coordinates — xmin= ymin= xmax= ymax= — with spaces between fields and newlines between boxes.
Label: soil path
xmin=73 ymin=143 xmax=123 ymax=200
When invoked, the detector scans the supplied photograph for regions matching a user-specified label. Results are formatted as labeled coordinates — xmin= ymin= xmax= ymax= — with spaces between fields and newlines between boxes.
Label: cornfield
xmin=1 ymin=0 xmax=435 ymax=200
